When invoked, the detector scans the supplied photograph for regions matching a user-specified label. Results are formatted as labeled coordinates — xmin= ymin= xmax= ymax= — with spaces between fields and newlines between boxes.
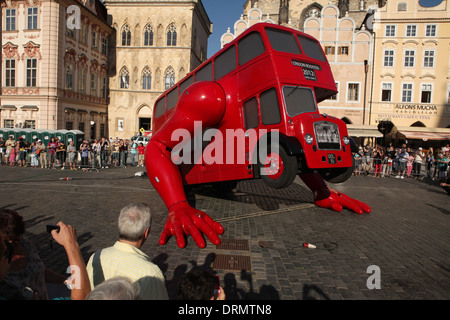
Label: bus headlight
xmin=305 ymin=134 xmax=314 ymax=144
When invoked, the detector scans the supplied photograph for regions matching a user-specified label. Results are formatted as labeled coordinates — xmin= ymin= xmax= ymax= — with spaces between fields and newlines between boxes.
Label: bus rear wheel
xmin=258 ymin=144 xmax=298 ymax=189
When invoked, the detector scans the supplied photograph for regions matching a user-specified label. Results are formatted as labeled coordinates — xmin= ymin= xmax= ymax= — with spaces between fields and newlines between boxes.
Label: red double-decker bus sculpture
xmin=145 ymin=23 xmax=371 ymax=248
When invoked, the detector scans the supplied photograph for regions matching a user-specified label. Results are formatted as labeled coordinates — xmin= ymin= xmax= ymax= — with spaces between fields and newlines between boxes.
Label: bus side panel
xmin=180 ymin=77 xmax=252 ymax=185
xmin=237 ymin=56 xmax=278 ymax=101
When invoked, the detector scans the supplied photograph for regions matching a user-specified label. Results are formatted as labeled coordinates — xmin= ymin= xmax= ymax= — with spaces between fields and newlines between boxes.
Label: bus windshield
xmin=282 ymin=86 xmax=317 ymax=117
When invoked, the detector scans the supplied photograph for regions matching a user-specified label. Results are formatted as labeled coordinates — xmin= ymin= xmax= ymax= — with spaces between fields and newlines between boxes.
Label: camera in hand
xmin=46 ymin=224 xmax=60 ymax=233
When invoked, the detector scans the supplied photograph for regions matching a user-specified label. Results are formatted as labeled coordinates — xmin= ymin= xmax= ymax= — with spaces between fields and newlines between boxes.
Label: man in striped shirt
xmin=86 ymin=203 xmax=168 ymax=300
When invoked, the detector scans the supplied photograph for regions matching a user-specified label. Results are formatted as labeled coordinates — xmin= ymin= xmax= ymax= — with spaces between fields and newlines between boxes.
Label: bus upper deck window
xmin=195 ymin=62 xmax=213 ymax=82
xmin=238 ymin=32 xmax=265 ymax=65
xmin=180 ymin=75 xmax=194 ymax=94
xmin=265 ymin=28 xmax=301 ymax=55
xmin=154 ymin=98 xmax=166 ymax=119
xmin=297 ymin=35 xmax=327 ymax=62
xmin=167 ymin=88 xmax=178 ymax=111
xmin=283 ymin=86 xmax=317 ymax=117
xmin=214 ymin=45 xmax=236 ymax=80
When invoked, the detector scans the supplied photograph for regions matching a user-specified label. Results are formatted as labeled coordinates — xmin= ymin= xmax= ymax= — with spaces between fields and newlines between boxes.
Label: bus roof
xmin=157 ymin=22 xmax=327 ymax=100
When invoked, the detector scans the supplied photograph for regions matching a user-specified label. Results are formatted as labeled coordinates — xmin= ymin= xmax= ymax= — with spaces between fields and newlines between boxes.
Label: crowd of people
xmin=1 ymin=139 xmax=449 ymax=300
xmin=0 ymin=204 xmax=225 ymax=300
xmin=0 ymin=135 xmax=147 ymax=171
xmin=353 ymin=143 xmax=450 ymax=182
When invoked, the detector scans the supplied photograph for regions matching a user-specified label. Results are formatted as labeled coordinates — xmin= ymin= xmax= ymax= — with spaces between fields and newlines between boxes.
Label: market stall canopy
xmin=395 ymin=127 xmax=450 ymax=141
xmin=346 ymin=125 xmax=383 ymax=138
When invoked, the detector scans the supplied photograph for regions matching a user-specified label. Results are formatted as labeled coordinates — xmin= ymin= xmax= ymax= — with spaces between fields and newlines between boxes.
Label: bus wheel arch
xmin=256 ymin=140 xmax=298 ymax=189
xmin=317 ymin=158 xmax=355 ymax=184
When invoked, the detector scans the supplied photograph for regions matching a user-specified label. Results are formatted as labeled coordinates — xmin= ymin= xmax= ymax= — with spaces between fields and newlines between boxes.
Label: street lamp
xmin=363 ymin=59 xmax=369 ymax=125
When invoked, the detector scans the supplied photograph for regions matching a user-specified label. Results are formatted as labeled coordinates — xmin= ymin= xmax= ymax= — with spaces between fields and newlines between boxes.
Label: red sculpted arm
xmin=299 ymin=172 xmax=371 ymax=214
xmin=145 ymin=82 xmax=226 ymax=248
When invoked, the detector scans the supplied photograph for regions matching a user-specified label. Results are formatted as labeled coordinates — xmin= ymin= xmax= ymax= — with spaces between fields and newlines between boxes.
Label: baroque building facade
xmin=103 ymin=0 xmax=212 ymax=139
xmin=1 ymin=0 xmax=113 ymax=140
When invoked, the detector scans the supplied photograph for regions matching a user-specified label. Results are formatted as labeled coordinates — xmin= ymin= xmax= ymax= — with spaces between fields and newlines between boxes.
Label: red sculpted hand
xmin=159 ymin=201 xmax=224 ymax=248
xmin=314 ymin=188 xmax=371 ymax=215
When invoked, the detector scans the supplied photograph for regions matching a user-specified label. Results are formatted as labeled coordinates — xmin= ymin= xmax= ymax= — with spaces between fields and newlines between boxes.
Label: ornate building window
xmin=26 ymin=59 xmax=37 ymax=87
xmin=142 ymin=67 xmax=152 ymax=90
xmin=78 ymin=69 xmax=87 ymax=93
xmin=101 ymin=77 xmax=107 ymax=98
xmin=27 ymin=7 xmax=38 ymax=30
xmin=166 ymin=24 xmax=177 ymax=46
xmin=65 ymin=64 xmax=74 ymax=90
xmin=144 ymin=24 xmax=154 ymax=46
xmin=101 ymin=37 xmax=108 ymax=55
xmin=5 ymin=9 xmax=16 ymax=31
xmin=5 ymin=59 xmax=16 ymax=87
xmin=80 ymin=23 xmax=89 ymax=45
xmin=122 ymin=24 xmax=131 ymax=46
xmin=91 ymin=73 xmax=98 ymax=96
xmin=92 ymin=30 xmax=98 ymax=49
xmin=119 ymin=67 xmax=130 ymax=89
xmin=164 ymin=67 xmax=175 ymax=90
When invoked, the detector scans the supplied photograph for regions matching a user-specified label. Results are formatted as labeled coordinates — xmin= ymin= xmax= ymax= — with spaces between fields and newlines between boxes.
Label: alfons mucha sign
xmin=378 ymin=104 xmax=439 ymax=121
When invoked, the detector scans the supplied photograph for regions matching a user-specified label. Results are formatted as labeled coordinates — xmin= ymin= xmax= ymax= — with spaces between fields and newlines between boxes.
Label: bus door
xmin=241 ymin=86 xmax=299 ymax=188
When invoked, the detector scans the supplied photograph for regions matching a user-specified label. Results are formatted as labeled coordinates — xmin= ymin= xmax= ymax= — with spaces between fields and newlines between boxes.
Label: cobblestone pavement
xmin=0 ymin=165 xmax=448 ymax=300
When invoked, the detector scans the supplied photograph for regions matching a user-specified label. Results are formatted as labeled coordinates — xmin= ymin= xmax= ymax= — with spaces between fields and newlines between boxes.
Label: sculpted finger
xmin=330 ymin=201 xmax=343 ymax=212
xmin=316 ymin=198 xmax=342 ymax=212
xmin=159 ymin=229 xmax=171 ymax=245
xmin=334 ymin=191 xmax=371 ymax=213
xmin=203 ymin=214 xmax=224 ymax=235
xmin=173 ymin=222 xmax=186 ymax=248
xmin=186 ymin=223 xmax=206 ymax=248
xmin=193 ymin=216 xmax=221 ymax=245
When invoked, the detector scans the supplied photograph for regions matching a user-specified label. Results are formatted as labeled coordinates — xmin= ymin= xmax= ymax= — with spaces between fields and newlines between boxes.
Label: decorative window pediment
xmin=2 ymin=42 xmax=20 ymax=62
xmin=22 ymin=41 xmax=42 ymax=60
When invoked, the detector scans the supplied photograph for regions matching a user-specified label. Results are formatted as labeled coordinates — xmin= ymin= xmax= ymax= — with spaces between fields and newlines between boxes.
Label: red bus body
xmin=152 ymin=23 xmax=353 ymax=187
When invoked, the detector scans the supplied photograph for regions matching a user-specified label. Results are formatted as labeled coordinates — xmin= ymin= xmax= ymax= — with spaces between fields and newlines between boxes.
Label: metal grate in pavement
xmin=213 ymin=254 xmax=251 ymax=271
xmin=216 ymin=239 xmax=249 ymax=251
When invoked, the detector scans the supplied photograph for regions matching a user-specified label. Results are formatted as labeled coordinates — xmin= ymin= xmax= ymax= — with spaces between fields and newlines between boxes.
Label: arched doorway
xmin=137 ymin=104 xmax=152 ymax=133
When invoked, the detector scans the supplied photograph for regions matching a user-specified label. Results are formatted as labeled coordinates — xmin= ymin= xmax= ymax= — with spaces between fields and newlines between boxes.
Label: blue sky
xmin=202 ymin=0 xmax=247 ymax=58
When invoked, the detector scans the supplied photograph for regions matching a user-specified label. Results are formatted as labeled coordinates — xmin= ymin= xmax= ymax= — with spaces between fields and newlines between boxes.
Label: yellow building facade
xmin=370 ymin=0 xmax=450 ymax=141
xmin=103 ymin=0 xmax=212 ymax=139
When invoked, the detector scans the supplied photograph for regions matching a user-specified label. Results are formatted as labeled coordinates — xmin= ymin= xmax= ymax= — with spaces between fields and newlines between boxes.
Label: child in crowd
xmin=406 ymin=152 xmax=414 ymax=178
xmin=137 ymin=143 xmax=145 ymax=167
xmin=9 ymin=146 xmax=16 ymax=166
